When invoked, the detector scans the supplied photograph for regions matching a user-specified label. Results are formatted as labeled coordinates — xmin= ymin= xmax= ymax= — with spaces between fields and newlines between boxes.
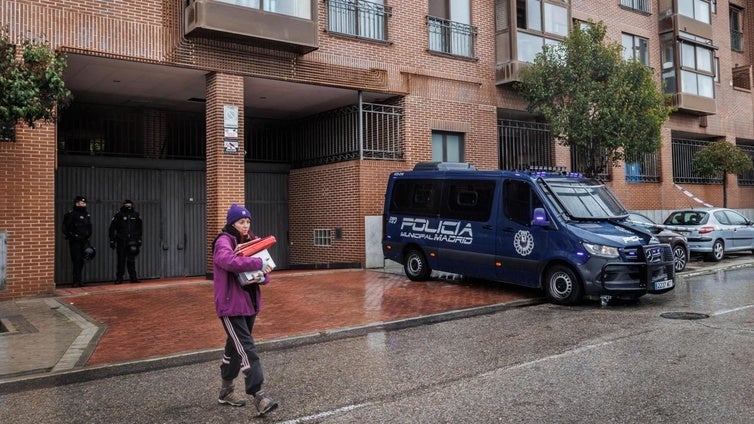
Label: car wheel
xmin=544 ymin=264 xmax=583 ymax=305
xmin=404 ymin=249 xmax=431 ymax=281
xmin=672 ymin=244 xmax=687 ymax=272
xmin=705 ymin=239 xmax=724 ymax=262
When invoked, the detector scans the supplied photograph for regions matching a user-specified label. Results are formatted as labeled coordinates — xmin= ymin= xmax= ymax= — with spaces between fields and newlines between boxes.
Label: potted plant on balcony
xmin=0 ymin=27 xmax=71 ymax=142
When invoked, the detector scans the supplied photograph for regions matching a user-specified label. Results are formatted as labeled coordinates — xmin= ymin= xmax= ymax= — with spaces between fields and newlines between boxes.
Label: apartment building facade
xmin=0 ymin=0 xmax=751 ymax=299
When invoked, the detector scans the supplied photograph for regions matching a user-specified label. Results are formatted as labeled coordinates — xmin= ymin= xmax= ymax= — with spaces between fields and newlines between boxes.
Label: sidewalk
xmin=1 ymin=256 xmax=751 ymax=393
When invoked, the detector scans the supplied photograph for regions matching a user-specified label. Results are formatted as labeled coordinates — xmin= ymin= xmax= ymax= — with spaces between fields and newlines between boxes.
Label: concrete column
xmin=205 ymin=72 xmax=245 ymax=277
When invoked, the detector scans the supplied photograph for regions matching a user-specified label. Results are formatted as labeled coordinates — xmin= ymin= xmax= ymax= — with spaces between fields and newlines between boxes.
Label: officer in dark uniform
xmin=108 ymin=199 xmax=143 ymax=284
xmin=62 ymin=195 xmax=93 ymax=288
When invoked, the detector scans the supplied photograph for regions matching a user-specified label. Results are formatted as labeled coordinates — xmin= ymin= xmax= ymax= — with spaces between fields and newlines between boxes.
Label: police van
xmin=382 ymin=162 xmax=675 ymax=305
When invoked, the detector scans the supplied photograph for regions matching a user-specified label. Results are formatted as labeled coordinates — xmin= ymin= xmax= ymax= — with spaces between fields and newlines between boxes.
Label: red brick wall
xmin=205 ymin=73 xmax=245 ymax=274
xmin=0 ymin=123 xmax=57 ymax=300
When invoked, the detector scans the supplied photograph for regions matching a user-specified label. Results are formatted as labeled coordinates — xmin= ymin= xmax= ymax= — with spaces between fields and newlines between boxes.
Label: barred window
xmin=671 ymin=137 xmax=721 ymax=184
xmin=737 ymin=139 xmax=754 ymax=186
xmin=625 ymin=151 xmax=660 ymax=183
xmin=314 ymin=229 xmax=332 ymax=246
xmin=498 ymin=119 xmax=553 ymax=171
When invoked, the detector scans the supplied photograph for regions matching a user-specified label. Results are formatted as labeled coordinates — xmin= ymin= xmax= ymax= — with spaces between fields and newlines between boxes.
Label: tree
xmin=515 ymin=21 xmax=673 ymax=177
xmin=0 ymin=27 xmax=71 ymax=141
xmin=691 ymin=140 xmax=753 ymax=207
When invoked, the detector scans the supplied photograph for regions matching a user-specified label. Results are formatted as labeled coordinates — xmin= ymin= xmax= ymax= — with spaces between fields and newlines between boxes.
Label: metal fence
xmin=625 ymin=151 xmax=660 ymax=183
xmin=671 ymin=138 xmax=722 ymax=184
xmin=737 ymin=142 xmax=754 ymax=186
xmin=497 ymin=119 xmax=553 ymax=171
xmin=570 ymin=145 xmax=612 ymax=180
xmin=327 ymin=0 xmax=391 ymax=41
xmin=427 ymin=16 xmax=476 ymax=58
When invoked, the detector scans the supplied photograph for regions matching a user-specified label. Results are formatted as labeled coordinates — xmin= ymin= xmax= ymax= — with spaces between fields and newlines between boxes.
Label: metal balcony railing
xmin=328 ymin=0 xmax=391 ymax=41
xmin=620 ymin=0 xmax=652 ymax=14
xmin=427 ymin=16 xmax=477 ymax=58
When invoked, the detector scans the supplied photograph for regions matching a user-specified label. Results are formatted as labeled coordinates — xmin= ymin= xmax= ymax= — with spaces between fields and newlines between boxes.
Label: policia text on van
xmin=382 ymin=163 xmax=676 ymax=305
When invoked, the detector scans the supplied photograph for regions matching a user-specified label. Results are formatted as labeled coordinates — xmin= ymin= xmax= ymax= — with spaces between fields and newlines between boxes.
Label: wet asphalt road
xmin=2 ymin=267 xmax=753 ymax=424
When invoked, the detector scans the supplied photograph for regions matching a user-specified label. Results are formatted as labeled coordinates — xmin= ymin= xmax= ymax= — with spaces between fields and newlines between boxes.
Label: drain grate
xmin=661 ymin=311 xmax=710 ymax=320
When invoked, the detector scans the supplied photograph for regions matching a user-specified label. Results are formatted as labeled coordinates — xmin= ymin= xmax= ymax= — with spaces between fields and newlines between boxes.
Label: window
xmin=427 ymin=0 xmax=476 ymax=57
xmin=678 ymin=0 xmax=711 ymax=24
xmin=432 ymin=131 xmax=464 ymax=162
xmin=215 ymin=0 xmax=311 ymax=19
xmin=622 ymin=33 xmax=649 ymax=66
xmin=625 ymin=151 xmax=660 ymax=183
xmin=313 ymin=229 xmax=332 ymax=246
xmin=328 ymin=0 xmax=391 ymax=41
xmin=389 ymin=180 xmax=442 ymax=216
xmin=620 ymin=0 xmax=652 ymax=14
xmin=730 ymin=6 xmax=744 ymax=52
xmin=443 ymin=180 xmax=495 ymax=221
xmin=516 ymin=0 xmax=567 ymax=63
xmin=737 ymin=139 xmax=754 ymax=186
xmin=679 ymin=41 xmax=714 ymax=98
xmin=671 ymin=137 xmax=722 ymax=184
xmin=503 ymin=180 xmax=544 ymax=226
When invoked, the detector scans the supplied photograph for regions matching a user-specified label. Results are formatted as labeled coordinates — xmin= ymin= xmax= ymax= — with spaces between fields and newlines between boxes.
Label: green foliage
xmin=0 ymin=27 xmax=72 ymax=134
xmin=515 ymin=21 xmax=673 ymax=177
xmin=692 ymin=140 xmax=753 ymax=177
xmin=692 ymin=140 xmax=753 ymax=207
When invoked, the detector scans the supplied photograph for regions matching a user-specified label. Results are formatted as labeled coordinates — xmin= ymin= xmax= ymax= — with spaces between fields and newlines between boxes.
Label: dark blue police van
xmin=382 ymin=162 xmax=675 ymax=305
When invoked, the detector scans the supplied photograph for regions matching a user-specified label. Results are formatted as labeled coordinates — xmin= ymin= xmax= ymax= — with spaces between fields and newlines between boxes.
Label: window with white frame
xmin=622 ymin=33 xmax=649 ymax=66
xmin=432 ymin=131 xmax=464 ymax=162
xmin=314 ymin=229 xmax=332 ymax=246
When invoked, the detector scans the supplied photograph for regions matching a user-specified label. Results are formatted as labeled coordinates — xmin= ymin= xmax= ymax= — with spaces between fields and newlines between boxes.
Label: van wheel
xmin=545 ymin=265 xmax=583 ymax=305
xmin=404 ymin=249 xmax=431 ymax=281
xmin=705 ymin=239 xmax=724 ymax=262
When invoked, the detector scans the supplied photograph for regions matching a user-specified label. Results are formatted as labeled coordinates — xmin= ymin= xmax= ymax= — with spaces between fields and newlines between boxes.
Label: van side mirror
xmin=532 ymin=208 xmax=549 ymax=226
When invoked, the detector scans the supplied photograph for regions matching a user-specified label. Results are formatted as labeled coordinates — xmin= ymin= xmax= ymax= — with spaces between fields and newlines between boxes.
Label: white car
xmin=663 ymin=208 xmax=754 ymax=262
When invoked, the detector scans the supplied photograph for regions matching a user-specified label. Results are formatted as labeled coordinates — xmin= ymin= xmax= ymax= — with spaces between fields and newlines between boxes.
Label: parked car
xmin=663 ymin=208 xmax=754 ymax=262
xmin=627 ymin=212 xmax=690 ymax=272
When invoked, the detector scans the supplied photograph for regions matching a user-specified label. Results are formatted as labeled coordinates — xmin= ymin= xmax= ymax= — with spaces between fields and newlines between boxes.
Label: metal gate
xmin=55 ymin=158 xmax=207 ymax=284
xmin=56 ymin=158 xmax=290 ymax=284
xmin=245 ymin=163 xmax=290 ymax=269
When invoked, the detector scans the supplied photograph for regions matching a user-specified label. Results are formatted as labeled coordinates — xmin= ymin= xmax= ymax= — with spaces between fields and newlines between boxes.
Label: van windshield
xmin=543 ymin=180 xmax=628 ymax=220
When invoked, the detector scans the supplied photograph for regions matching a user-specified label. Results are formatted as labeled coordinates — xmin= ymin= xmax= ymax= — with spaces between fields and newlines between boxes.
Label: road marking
xmin=276 ymin=402 xmax=373 ymax=423
xmin=711 ymin=304 xmax=754 ymax=316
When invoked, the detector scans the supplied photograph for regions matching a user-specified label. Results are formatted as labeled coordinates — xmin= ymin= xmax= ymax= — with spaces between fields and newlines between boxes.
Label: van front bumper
xmin=581 ymin=245 xmax=676 ymax=296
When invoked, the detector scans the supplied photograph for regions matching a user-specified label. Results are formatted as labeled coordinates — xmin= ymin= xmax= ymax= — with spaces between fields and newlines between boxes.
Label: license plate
xmin=655 ymin=279 xmax=674 ymax=290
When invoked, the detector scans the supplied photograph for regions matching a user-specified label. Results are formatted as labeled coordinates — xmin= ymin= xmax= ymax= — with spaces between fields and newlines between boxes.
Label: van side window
xmin=389 ymin=179 xmax=442 ymax=216
xmin=443 ymin=180 xmax=495 ymax=221
xmin=504 ymin=180 xmax=543 ymax=226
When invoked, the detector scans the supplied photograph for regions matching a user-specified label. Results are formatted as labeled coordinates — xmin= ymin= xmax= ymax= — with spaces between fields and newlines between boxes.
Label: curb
xmin=0 ymin=297 xmax=544 ymax=394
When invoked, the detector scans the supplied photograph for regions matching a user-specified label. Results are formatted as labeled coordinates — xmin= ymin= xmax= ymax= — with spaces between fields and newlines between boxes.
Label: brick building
xmin=0 ymin=0 xmax=752 ymax=299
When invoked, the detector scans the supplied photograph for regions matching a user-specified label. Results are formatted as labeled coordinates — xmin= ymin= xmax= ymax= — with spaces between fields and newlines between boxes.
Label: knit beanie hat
xmin=73 ymin=195 xmax=87 ymax=204
xmin=226 ymin=204 xmax=251 ymax=225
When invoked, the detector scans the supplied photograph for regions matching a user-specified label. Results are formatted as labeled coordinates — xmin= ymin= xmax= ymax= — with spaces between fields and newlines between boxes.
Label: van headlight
xmin=582 ymin=242 xmax=620 ymax=258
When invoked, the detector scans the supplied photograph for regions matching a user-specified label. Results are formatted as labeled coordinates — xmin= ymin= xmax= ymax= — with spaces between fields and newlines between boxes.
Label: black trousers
xmin=220 ymin=315 xmax=264 ymax=395
xmin=68 ymin=239 xmax=86 ymax=284
xmin=115 ymin=242 xmax=137 ymax=281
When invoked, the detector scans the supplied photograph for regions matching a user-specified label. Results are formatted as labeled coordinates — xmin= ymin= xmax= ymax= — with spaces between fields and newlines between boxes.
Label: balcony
xmin=427 ymin=16 xmax=477 ymax=59
xmin=669 ymin=92 xmax=716 ymax=115
xmin=184 ymin=0 xmax=318 ymax=54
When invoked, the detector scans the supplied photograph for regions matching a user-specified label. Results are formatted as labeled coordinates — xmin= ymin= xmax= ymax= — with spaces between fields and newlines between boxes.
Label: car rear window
xmin=664 ymin=211 xmax=708 ymax=225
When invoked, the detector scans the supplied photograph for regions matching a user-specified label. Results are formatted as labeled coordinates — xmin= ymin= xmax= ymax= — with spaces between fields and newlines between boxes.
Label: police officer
xmin=108 ymin=199 xmax=143 ymax=284
xmin=62 ymin=195 xmax=93 ymax=288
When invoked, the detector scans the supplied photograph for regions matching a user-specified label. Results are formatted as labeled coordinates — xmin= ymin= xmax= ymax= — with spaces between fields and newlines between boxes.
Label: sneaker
xmin=253 ymin=391 xmax=278 ymax=416
xmin=218 ymin=385 xmax=246 ymax=407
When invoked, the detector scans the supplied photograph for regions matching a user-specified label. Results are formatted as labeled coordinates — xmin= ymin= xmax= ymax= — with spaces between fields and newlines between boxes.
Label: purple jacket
xmin=213 ymin=232 xmax=270 ymax=317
